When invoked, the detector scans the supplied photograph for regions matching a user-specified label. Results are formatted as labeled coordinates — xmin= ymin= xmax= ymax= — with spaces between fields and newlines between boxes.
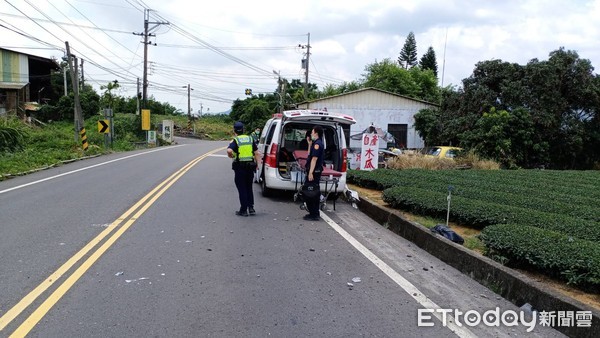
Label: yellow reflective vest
xmin=234 ymin=135 xmax=254 ymax=162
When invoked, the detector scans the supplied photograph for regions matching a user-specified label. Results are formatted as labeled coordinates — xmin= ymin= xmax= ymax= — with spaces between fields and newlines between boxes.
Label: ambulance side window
xmin=265 ymin=122 xmax=277 ymax=144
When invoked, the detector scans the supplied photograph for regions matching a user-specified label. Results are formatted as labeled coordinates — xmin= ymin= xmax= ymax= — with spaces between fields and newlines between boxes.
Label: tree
xmin=398 ymin=31 xmax=418 ymax=69
xmin=413 ymin=87 xmax=462 ymax=146
xmin=521 ymin=48 xmax=599 ymax=168
xmin=413 ymin=108 xmax=442 ymax=145
xmin=286 ymin=79 xmax=318 ymax=103
xmin=419 ymin=46 xmax=438 ymax=77
xmin=413 ymin=48 xmax=600 ymax=169
xmin=100 ymin=80 xmax=120 ymax=109
xmin=460 ymin=107 xmax=537 ymax=168
xmin=363 ymin=58 xmax=417 ymax=96
xmin=361 ymin=58 xmax=439 ymax=102
xmin=408 ymin=67 xmax=440 ymax=103
xmin=230 ymin=96 xmax=273 ymax=131
xmin=319 ymin=81 xmax=362 ymax=97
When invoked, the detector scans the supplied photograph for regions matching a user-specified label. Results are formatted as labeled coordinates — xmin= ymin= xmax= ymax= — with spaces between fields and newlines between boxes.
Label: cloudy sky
xmin=1 ymin=0 xmax=599 ymax=114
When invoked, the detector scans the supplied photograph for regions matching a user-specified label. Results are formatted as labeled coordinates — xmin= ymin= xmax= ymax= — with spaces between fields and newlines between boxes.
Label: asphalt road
xmin=0 ymin=137 xmax=564 ymax=337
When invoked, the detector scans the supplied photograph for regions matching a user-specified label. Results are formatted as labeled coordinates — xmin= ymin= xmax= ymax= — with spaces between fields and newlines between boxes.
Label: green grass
xmin=1 ymin=119 xmax=104 ymax=178
xmin=0 ymin=113 xmax=233 ymax=179
xmin=410 ymin=215 xmax=484 ymax=252
xmin=464 ymin=236 xmax=485 ymax=252
xmin=192 ymin=114 xmax=234 ymax=140
xmin=411 ymin=215 xmax=443 ymax=229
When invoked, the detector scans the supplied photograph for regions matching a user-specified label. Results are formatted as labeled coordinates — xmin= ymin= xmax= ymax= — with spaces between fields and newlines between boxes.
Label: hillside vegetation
xmin=0 ymin=114 xmax=232 ymax=179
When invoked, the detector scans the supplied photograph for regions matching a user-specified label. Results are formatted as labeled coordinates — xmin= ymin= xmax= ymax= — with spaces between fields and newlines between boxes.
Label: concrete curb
xmin=355 ymin=194 xmax=600 ymax=337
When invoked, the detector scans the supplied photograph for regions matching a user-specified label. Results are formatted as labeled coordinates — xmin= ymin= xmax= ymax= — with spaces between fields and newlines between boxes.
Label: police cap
xmin=234 ymin=121 xmax=244 ymax=132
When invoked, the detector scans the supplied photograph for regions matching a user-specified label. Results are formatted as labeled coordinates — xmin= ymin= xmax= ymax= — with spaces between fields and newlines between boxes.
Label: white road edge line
xmin=0 ymin=145 xmax=185 ymax=195
xmin=320 ymin=212 xmax=477 ymax=338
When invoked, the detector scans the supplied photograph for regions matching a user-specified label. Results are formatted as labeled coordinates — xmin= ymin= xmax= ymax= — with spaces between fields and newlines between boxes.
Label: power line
xmin=156 ymin=43 xmax=297 ymax=51
xmin=62 ymin=0 xmax=140 ymax=57
xmin=4 ymin=0 xmax=66 ymax=49
xmin=0 ymin=20 xmax=63 ymax=51
xmin=21 ymin=0 xmax=141 ymax=83
xmin=150 ymin=11 xmax=274 ymax=77
xmin=0 ymin=11 xmax=133 ymax=34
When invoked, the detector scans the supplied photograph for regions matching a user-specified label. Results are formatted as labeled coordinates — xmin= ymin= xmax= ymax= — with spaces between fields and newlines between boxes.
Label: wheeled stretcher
xmin=290 ymin=150 xmax=342 ymax=211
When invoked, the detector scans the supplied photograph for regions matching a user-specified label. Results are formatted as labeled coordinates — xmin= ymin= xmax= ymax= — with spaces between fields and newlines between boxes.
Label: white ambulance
xmin=256 ymin=110 xmax=356 ymax=197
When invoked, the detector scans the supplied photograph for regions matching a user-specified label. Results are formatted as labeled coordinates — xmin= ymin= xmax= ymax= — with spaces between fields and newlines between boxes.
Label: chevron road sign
xmin=98 ymin=120 xmax=109 ymax=133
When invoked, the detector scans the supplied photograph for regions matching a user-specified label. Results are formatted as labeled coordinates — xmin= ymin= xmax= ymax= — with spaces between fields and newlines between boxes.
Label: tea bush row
xmin=381 ymin=185 xmax=600 ymax=242
xmin=481 ymin=224 xmax=600 ymax=288
xmin=348 ymin=169 xmax=600 ymax=219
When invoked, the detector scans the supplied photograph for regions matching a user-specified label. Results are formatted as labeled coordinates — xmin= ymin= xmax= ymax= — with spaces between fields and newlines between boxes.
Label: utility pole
xmin=136 ymin=77 xmax=140 ymax=115
xmin=141 ymin=10 xmax=149 ymax=108
xmin=80 ymin=59 xmax=84 ymax=88
xmin=62 ymin=61 xmax=67 ymax=97
xmin=134 ymin=9 xmax=168 ymax=108
xmin=300 ymin=33 xmax=311 ymax=99
xmin=187 ymin=83 xmax=191 ymax=119
xmin=183 ymin=84 xmax=193 ymax=130
xmin=273 ymin=70 xmax=284 ymax=114
xmin=65 ymin=41 xmax=87 ymax=150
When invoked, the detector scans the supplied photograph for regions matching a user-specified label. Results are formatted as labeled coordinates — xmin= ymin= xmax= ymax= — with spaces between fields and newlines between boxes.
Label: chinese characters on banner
xmin=360 ymin=133 xmax=379 ymax=170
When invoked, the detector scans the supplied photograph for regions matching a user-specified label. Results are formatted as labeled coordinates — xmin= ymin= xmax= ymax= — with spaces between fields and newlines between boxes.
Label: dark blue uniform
xmin=228 ymin=138 xmax=258 ymax=216
xmin=305 ymin=138 xmax=324 ymax=219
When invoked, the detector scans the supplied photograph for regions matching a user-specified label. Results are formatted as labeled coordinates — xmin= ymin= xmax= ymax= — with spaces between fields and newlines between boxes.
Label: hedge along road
xmin=0 ymin=138 xmax=564 ymax=337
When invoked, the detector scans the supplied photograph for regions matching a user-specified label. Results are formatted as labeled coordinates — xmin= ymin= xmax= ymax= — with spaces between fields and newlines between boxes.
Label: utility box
xmin=162 ymin=120 xmax=174 ymax=143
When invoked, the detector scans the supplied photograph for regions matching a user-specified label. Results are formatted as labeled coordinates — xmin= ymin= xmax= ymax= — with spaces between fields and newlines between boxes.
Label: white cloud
xmin=1 ymin=0 xmax=598 ymax=113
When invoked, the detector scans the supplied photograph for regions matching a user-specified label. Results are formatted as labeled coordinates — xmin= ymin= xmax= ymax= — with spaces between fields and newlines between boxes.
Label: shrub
xmin=0 ymin=118 xmax=28 ymax=152
xmin=387 ymin=153 xmax=456 ymax=170
xmin=481 ymin=224 xmax=600 ymax=289
xmin=384 ymin=151 xmax=501 ymax=170
xmin=455 ymin=150 xmax=501 ymax=169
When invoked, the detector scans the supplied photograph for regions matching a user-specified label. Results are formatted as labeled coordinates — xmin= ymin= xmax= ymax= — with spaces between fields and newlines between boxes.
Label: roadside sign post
xmin=103 ymin=108 xmax=113 ymax=148
xmin=360 ymin=133 xmax=379 ymax=171
xmin=162 ymin=120 xmax=174 ymax=143
xmin=446 ymin=185 xmax=454 ymax=227
xmin=141 ymin=109 xmax=151 ymax=145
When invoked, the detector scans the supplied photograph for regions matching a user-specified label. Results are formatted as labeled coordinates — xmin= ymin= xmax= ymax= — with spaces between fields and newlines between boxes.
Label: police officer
xmin=250 ymin=127 xmax=261 ymax=144
xmin=250 ymin=127 xmax=262 ymax=183
xmin=304 ymin=125 xmax=324 ymax=221
xmin=227 ymin=121 xmax=260 ymax=216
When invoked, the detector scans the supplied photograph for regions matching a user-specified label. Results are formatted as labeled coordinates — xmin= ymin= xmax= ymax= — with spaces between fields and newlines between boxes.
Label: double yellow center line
xmin=1 ymin=147 xmax=224 ymax=337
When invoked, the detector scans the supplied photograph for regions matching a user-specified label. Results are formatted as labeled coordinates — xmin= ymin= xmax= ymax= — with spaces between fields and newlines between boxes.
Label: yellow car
xmin=424 ymin=146 xmax=463 ymax=159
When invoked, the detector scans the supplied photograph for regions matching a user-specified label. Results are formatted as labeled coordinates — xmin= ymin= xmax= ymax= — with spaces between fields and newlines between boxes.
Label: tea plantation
xmin=347 ymin=168 xmax=600 ymax=291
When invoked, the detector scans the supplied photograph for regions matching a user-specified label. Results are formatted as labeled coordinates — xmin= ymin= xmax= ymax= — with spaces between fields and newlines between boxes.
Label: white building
xmin=297 ymin=87 xmax=438 ymax=150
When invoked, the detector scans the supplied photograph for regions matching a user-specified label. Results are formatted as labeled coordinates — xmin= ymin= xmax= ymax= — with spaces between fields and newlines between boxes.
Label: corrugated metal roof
xmin=302 ymin=87 xmax=440 ymax=107
xmin=0 ymin=47 xmax=60 ymax=70
xmin=0 ymin=82 xmax=28 ymax=90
